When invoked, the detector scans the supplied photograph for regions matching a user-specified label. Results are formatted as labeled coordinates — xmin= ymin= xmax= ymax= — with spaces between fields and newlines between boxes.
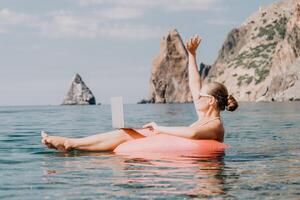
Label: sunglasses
xmin=198 ymin=92 xmax=213 ymax=99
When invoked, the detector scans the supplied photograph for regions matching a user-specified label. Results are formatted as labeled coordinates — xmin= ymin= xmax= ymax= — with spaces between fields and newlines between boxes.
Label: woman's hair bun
xmin=226 ymin=95 xmax=238 ymax=112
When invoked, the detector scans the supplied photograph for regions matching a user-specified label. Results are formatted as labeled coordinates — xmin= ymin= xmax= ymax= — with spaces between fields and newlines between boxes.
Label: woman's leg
xmin=41 ymin=129 xmax=145 ymax=152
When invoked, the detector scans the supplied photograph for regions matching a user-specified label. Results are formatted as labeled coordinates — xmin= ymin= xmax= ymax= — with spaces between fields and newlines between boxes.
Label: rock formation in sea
xmin=62 ymin=73 xmax=96 ymax=105
xmin=146 ymin=29 xmax=192 ymax=103
xmin=206 ymin=0 xmax=300 ymax=101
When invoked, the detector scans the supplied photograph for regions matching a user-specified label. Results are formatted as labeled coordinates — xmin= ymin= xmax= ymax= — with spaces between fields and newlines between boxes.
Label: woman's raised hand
xmin=186 ymin=35 xmax=202 ymax=55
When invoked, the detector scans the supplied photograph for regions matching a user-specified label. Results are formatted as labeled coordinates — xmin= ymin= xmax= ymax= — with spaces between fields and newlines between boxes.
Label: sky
xmin=0 ymin=0 xmax=277 ymax=106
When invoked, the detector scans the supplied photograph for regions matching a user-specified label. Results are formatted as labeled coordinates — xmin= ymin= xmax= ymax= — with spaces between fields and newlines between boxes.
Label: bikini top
xmin=190 ymin=116 xmax=222 ymax=127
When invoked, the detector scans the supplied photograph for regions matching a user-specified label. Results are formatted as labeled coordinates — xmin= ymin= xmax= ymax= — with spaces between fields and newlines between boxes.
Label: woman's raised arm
xmin=186 ymin=36 xmax=202 ymax=102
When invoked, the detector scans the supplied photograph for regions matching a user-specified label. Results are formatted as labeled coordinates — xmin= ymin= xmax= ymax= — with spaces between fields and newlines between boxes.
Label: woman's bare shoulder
xmin=189 ymin=118 xmax=222 ymax=128
xmin=190 ymin=119 xmax=224 ymax=141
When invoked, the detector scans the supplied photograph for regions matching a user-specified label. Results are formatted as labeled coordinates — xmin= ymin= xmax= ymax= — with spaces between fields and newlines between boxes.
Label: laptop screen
xmin=110 ymin=96 xmax=124 ymax=129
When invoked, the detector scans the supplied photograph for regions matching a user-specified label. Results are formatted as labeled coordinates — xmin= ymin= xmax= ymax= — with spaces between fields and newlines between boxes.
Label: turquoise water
xmin=0 ymin=103 xmax=299 ymax=199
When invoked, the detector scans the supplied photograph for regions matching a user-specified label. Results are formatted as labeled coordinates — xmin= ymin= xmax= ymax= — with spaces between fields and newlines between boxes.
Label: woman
xmin=41 ymin=35 xmax=238 ymax=152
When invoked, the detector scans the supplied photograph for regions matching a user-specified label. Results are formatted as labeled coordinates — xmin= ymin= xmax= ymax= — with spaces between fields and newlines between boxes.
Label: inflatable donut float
xmin=114 ymin=134 xmax=229 ymax=158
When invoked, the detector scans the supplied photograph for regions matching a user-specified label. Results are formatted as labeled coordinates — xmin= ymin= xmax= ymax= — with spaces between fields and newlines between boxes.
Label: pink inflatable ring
xmin=114 ymin=134 xmax=229 ymax=158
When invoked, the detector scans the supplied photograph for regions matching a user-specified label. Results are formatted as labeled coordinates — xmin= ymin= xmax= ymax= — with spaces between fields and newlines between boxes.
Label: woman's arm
xmin=156 ymin=126 xmax=195 ymax=138
xmin=157 ymin=125 xmax=217 ymax=140
xmin=143 ymin=122 xmax=218 ymax=140
xmin=186 ymin=36 xmax=203 ymax=102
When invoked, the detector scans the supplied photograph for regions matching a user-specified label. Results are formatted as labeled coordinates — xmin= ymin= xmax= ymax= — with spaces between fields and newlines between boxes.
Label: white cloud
xmin=78 ymin=0 xmax=104 ymax=6
xmin=97 ymin=7 xmax=144 ymax=20
xmin=38 ymin=11 xmax=99 ymax=38
xmin=41 ymin=15 xmax=163 ymax=39
xmin=165 ymin=0 xmax=220 ymax=11
xmin=78 ymin=0 xmax=155 ymax=20
xmin=0 ymin=9 xmax=163 ymax=39
xmin=0 ymin=0 xmax=222 ymax=38
xmin=0 ymin=8 xmax=33 ymax=24
xmin=78 ymin=0 xmax=155 ymax=7
xmin=0 ymin=8 xmax=40 ymax=34
xmin=1 ymin=0 xmax=223 ymax=39
xmin=75 ymin=0 xmax=222 ymax=27
xmin=78 ymin=0 xmax=220 ymax=12
xmin=98 ymin=24 xmax=164 ymax=39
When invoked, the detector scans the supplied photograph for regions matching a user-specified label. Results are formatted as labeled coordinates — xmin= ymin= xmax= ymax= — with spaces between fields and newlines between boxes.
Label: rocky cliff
xmin=206 ymin=0 xmax=300 ymax=101
xmin=62 ymin=73 xmax=96 ymax=105
xmin=147 ymin=29 xmax=192 ymax=103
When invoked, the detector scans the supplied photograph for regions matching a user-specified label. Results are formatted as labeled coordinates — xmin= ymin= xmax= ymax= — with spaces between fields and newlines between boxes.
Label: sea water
xmin=0 ymin=103 xmax=299 ymax=199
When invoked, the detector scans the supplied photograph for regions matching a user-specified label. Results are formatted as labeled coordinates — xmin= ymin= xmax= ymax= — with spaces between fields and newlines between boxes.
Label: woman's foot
xmin=41 ymin=131 xmax=74 ymax=152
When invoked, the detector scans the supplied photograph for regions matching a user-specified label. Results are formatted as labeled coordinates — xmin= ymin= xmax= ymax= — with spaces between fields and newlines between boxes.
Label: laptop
xmin=110 ymin=97 xmax=145 ymax=131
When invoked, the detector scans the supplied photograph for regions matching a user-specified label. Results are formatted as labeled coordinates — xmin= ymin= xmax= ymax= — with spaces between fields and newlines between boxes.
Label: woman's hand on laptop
xmin=143 ymin=122 xmax=159 ymax=134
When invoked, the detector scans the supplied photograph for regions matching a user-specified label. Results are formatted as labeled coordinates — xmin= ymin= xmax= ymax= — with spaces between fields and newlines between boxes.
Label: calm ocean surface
xmin=0 ymin=103 xmax=299 ymax=199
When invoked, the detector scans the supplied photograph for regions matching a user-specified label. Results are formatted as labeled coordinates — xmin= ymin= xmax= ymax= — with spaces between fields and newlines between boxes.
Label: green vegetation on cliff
xmin=256 ymin=16 xmax=288 ymax=40
xmin=237 ymin=74 xmax=254 ymax=86
xmin=227 ymin=42 xmax=277 ymax=85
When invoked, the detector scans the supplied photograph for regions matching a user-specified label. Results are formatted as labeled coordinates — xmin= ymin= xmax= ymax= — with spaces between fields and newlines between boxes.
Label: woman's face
xmin=195 ymin=85 xmax=213 ymax=112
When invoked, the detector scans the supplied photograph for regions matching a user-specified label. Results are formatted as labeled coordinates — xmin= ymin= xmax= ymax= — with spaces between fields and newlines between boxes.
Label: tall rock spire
xmin=62 ymin=73 xmax=96 ymax=105
xmin=147 ymin=29 xmax=192 ymax=103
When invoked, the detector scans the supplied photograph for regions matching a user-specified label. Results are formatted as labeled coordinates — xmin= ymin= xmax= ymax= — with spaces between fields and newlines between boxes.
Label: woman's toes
xmin=42 ymin=136 xmax=56 ymax=149
xmin=46 ymin=143 xmax=56 ymax=149
xmin=41 ymin=138 xmax=57 ymax=149
xmin=40 ymin=133 xmax=71 ymax=152
xmin=41 ymin=131 xmax=49 ymax=138
xmin=41 ymin=136 xmax=49 ymax=145
xmin=41 ymin=138 xmax=46 ymax=145
xmin=41 ymin=131 xmax=50 ymax=146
